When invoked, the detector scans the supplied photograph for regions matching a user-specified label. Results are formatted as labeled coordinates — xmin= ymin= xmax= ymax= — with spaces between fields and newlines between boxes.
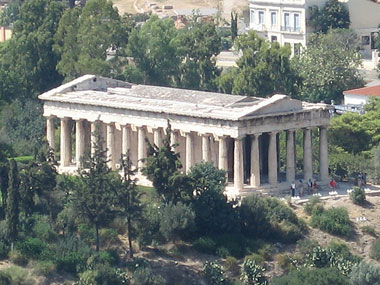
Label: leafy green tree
xmin=309 ymin=0 xmax=350 ymax=33
xmin=188 ymin=161 xmax=238 ymax=234
xmin=0 ymin=0 xmax=65 ymax=100
xmin=127 ymin=15 xmax=180 ymax=86
xmin=6 ymin=159 xmax=20 ymax=249
xmin=115 ymin=152 xmax=142 ymax=258
xmin=0 ymin=0 xmax=21 ymax=26
xmin=73 ymin=122 xmax=115 ymax=251
xmin=142 ymin=124 xmax=192 ymax=203
xmin=294 ymin=31 xmax=363 ymax=103
xmin=176 ymin=17 xmax=221 ymax=91
xmin=350 ymin=261 xmax=380 ymax=285
xmin=230 ymin=31 xmax=300 ymax=97
xmin=54 ymin=0 xmax=130 ymax=81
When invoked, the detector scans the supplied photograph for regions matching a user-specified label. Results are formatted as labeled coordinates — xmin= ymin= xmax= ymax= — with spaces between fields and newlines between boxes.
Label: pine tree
xmin=73 ymin=122 xmax=115 ymax=251
xmin=115 ymin=151 xmax=143 ymax=258
xmin=142 ymin=123 xmax=192 ymax=203
xmin=231 ymin=12 xmax=238 ymax=42
xmin=6 ymin=159 xmax=20 ymax=250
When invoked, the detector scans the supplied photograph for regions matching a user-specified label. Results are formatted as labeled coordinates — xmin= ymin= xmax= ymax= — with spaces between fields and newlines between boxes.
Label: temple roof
xmin=39 ymin=75 xmax=329 ymax=121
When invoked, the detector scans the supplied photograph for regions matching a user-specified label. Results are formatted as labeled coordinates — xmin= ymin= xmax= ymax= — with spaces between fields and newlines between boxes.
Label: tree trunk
xmin=127 ymin=217 xmax=133 ymax=258
xmin=95 ymin=223 xmax=99 ymax=252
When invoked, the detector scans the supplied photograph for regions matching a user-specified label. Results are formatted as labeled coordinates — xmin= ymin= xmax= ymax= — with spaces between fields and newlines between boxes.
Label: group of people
xmin=291 ymin=179 xmax=319 ymax=197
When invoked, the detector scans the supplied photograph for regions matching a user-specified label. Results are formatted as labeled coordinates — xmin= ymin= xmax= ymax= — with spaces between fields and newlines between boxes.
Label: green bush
xmin=78 ymin=224 xmax=96 ymax=244
xmin=304 ymin=196 xmax=322 ymax=215
xmin=311 ymin=207 xmax=353 ymax=238
xmin=224 ymin=256 xmax=239 ymax=274
xmin=8 ymin=250 xmax=28 ymax=266
xmin=203 ymin=261 xmax=227 ymax=285
xmin=78 ymin=265 xmax=131 ymax=285
xmin=32 ymin=216 xmax=57 ymax=242
xmin=275 ymin=254 xmax=293 ymax=272
xmin=100 ymin=228 xmax=119 ymax=247
xmin=0 ymin=242 xmax=9 ymax=259
xmin=349 ymin=261 xmax=380 ymax=285
xmin=33 ymin=260 xmax=56 ymax=277
xmin=350 ymin=186 xmax=366 ymax=205
xmin=133 ymin=267 xmax=166 ymax=285
xmin=272 ymin=267 xmax=349 ymax=285
xmin=0 ymin=271 xmax=11 ymax=285
xmin=212 ymin=234 xmax=246 ymax=258
xmin=362 ymin=225 xmax=378 ymax=237
xmin=137 ymin=204 xmax=163 ymax=246
xmin=193 ymin=237 xmax=217 ymax=255
xmin=17 ymin=237 xmax=46 ymax=259
xmin=216 ymin=247 xmax=229 ymax=258
xmin=244 ymin=253 xmax=265 ymax=266
xmin=3 ymin=265 xmax=35 ymax=285
xmin=240 ymin=259 xmax=267 ymax=285
xmin=371 ymin=238 xmax=380 ymax=261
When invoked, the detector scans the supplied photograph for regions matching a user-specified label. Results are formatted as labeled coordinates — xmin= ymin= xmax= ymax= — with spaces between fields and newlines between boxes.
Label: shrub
xmin=350 ymin=186 xmax=366 ymax=205
xmin=17 ymin=237 xmax=46 ymax=259
xmin=133 ymin=267 xmax=166 ymax=285
xmin=33 ymin=260 xmax=56 ymax=277
xmin=203 ymin=261 xmax=227 ymax=285
xmin=224 ymin=256 xmax=239 ymax=274
xmin=9 ymin=250 xmax=28 ymax=266
xmin=362 ymin=225 xmax=378 ymax=237
xmin=159 ymin=202 xmax=195 ymax=242
xmin=244 ymin=253 xmax=265 ymax=266
xmin=297 ymin=239 xmax=320 ymax=255
xmin=371 ymin=238 xmax=380 ymax=261
xmin=3 ymin=265 xmax=35 ymax=285
xmin=271 ymin=220 xmax=304 ymax=244
xmin=78 ymin=224 xmax=96 ymax=244
xmin=304 ymin=196 xmax=322 ymax=215
xmin=349 ymin=261 xmax=380 ymax=285
xmin=100 ymin=228 xmax=119 ymax=247
xmin=311 ymin=207 xmax=353 ymax=238
xmin=272 ymin=267 xmax=349 ymax=285
xmin=86 ymin=249 xmax=119 ymax=269
xmin=32 ymin=215 xmax=57 ymax=242
xmin=216 ymin=247 xmax=229 ymax=258
xmin=78 ymin=265 xmax=131 ymax=285
xmin=137 ymin=204 xmax=163 ymax=246
xmin=212 ymin=233 xmax=246 ymax=258
xmin=240 ymin=259 xmax=267 ymax=285
xmin=0 ymin=242 xmax=8 ymax=259
xmin=193 ymin=237 xmax=217 ymax=255
xmin=275 ymin=254 xmax=293 ymax=272
xmin=0 ymin=271 xmax=11 ymax=285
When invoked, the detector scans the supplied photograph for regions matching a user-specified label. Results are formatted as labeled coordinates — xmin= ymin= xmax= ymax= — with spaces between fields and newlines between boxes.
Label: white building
xmin=38 ymin=75 xmax=331 ymax=196
xmin=249 ymin=0 xmax=380 ymax=54
xmin=343 ymin=84 xmax=380 ymax=105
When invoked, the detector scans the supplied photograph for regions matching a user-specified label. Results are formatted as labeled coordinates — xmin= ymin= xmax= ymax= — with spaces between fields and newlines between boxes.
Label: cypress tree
xmin=6 ymin=159 xmax=20 ymax=250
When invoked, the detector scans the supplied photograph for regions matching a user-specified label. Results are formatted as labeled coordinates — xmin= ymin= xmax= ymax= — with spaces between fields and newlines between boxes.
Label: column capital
xmin=251 ymin=133 xmax=262 ymax=138
xmin=319 ymin=125 xmax=329 ymax=130
xmin=269 ymin=131 xmax=279 ymax=136
xmin=286 ymin=128 xmax=296 ymax=133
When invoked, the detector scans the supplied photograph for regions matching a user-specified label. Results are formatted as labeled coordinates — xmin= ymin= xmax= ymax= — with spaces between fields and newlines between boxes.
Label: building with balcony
xmin=249 ymin=0 xmax=380 ymax=55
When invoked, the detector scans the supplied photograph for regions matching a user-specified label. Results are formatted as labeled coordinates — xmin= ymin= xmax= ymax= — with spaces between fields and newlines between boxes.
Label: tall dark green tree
xmin=6 ymin=159 xmax=20 ymax=249
xmin=231 ymin=12 xmax=238 ymax=42
xmin=73 ymin=122 xmax=115 ymax=251
xmin=54 ymin=0 xmax=130 ymax=81
xmin=226 ymin=31 xmax=300 ymax=97
xmin=176 ymin=17 xmax=221 ymax=91
xmin=309 ymin=0 xmax=350 ymax=33
xmin=142 ymin=123 xmax=192 ymax=203
xmin=0 ymin=0 xmax=65 ymax=100
xmin=115 ymin=152 xmax=142 ymax=258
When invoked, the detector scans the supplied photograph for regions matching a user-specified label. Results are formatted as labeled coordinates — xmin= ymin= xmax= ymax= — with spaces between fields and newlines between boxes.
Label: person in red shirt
xmin=329 ymin=179 xmax=337 ymax=189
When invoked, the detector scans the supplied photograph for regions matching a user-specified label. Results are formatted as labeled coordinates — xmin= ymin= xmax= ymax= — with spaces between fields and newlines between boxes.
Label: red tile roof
xmin=343 ymin=85 xmax=380 ymax=97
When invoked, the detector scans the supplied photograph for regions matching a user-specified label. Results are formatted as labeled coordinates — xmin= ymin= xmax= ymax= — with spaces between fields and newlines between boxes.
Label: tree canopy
xmin=309 ymin=0 xmax=350 ymax=33
xmin=293 ymin=30 xmax=363 ymax=103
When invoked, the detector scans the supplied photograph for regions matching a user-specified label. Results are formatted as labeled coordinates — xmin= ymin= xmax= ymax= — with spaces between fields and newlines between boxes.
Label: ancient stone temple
xmin=39 ymin=75 xmax=331 ymax=195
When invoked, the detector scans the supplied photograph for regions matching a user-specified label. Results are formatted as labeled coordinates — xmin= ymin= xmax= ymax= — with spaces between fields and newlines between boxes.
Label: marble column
xmin=234 ymin=137 xmax=244 ymax=191
xmin=137 ymin=126 xmax=146 ymax=174
xmin=303 ymin=128 xmax=313 ymax=181
xmin=60 ymin=118 xmax=71 ymax=167
xmin=268 ymin=131 xmax=278 ymax=185
xmin=319 ymin=126 xmax=329 ymax=182
xmin=90 ymin=122 xmax=97 ymax=156
xmin=46 ymin=116 xmax=55 ymax=150
xmin=185 ymin=132 xmax=194 ymax=173
xmin=121 ymin=125 xmax=131 ymax=156
xmin=202 ymin=134 xmax=211 ymax=162
xmin=250 ymin=133 xmax=261 ymax=187
xmin=170 ymin=130 xmax=179 ymax=150
xmin=75 ymin=119 xmax=85 ymax=168
xmin=218 ymin=136 xmax=228 ymax=171
xmin=286 ymin=129 xmax=296 ymax=183
xmin=153 ymin=128 xmax=162 ymax=148
xmin=107 ymin=123 xmax=116 ymax=170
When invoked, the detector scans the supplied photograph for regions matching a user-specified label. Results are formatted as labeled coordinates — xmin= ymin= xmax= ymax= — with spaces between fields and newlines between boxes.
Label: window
xmin=294 ymin=14 xmax=300 ymax=31
xmin=271 ymin=12 xmax=277 ymax=26
xmin=271 ymin=36 xmax=277 ymax=42
xmin=258 ymin=11 xmax=264 ymax=24
xmin=294 ymin=43 xmax=301 ymax=55
xmin=362 ymin=36 xmax=370 ymax=46
xmin=250 ymin=9 xmax=254 ymax=24
xmin=284 ymin=13 xmax=290 ymax=30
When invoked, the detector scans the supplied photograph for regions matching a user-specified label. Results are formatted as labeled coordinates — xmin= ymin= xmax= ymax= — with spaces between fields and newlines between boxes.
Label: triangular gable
xmin=239 ymin=94 xmax=303 ymax=118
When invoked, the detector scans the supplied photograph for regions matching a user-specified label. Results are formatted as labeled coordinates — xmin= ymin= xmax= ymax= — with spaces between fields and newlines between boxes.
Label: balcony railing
xmin=281 ymin=26 xmax=302 ymax=33
xmin=250 ymin=23 xmax=267 ymax=31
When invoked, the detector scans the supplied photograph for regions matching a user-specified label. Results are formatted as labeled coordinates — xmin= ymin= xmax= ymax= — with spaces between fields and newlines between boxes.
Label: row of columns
xmin=47 ymin=116 xmax=329 ymax=191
